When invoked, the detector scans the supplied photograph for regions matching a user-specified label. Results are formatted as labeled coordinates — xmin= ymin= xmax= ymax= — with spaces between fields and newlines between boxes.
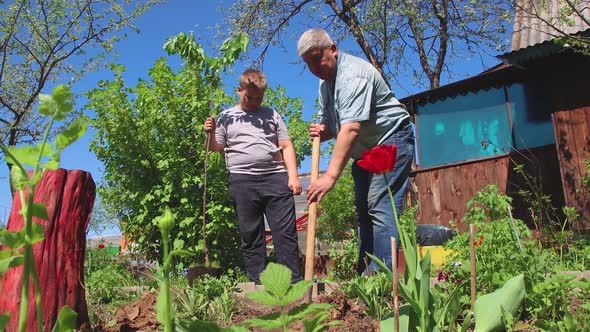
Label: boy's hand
xmin=204 ymin=117 xmax=216 ymax=133
xmin=289 ymin=177 xmax=302 ymax=195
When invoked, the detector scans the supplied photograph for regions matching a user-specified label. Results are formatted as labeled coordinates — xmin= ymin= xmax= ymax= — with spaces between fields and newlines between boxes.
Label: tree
xmin=0 ymin=0 xmax=162 ymax=193
xmin=512 ymin=0 xmax=590 ymax=54
xmin=220 ymin=0 xmax=513 ymax=92
xmin=85 ymin=34 xmax=311 ymax=269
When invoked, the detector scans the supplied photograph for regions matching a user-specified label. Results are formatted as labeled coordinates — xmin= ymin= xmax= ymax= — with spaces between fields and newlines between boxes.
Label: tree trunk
xmin=0 ymin=169 xmax=95 ymax=331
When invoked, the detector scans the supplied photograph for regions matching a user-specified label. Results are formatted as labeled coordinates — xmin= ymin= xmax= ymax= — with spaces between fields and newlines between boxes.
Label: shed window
xmin=507 ymin=82 xmax=554 ymax=150
xmin=416 ymin=88 xmax=512 ymax=167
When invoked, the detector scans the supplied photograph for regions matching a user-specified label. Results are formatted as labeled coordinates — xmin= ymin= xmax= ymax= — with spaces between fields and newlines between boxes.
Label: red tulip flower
xmin=98 ymin=243 xmax=105 ymax=249
xmin=356 ymin=144 xmax=397 ymax=175
xmin=474 ymin=235 xmax=484 ymax=247
xmin=356 ymin=144 xmax=403 ymax=246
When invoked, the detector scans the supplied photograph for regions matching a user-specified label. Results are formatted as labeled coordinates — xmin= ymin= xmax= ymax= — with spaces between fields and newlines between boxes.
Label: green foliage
xmin=51 ymin=306 xmax=78 ymax=332
xmin=86 ymin=32 xmax=310 ymax=271
xmin=0 ymin=0 xmax=161 ymax=160
xmin=242 ymin=262 xmax=340 ymax=331
xmin=84 ymin=255 xmax=136 ymax=305
xmin=326 ymin=233 xmax=359 ymax=281
xmin=85 ymin=38 xmax=242 ymax=268
xmin=581 ymin=159 xmax=590 ymax=193
xmin=343 ymin=273 xmax=392 ymax=320
xmin=367 ymin=207 xmax=440 ymax=332
xmin=444 ymin=185 xmax=536 ymax=296
xmin=263 ymin=86 xmax=311 ymax=166
xmin=317 ymin=162 xmax=356 ymax=243
xmin=173 ymin=274 xmax=239 ymax=324
xmin=221 ymin=0 xmax=512 ymax=91
xmin=440 ymin=184 xmax=590 ymax=329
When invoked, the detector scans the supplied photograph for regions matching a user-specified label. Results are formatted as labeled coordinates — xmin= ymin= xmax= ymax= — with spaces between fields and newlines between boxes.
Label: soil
xmin=97 ymin=289 xmax=380 ymax=332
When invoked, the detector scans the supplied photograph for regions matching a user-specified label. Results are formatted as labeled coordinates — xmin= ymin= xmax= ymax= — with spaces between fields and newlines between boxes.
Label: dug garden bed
xmin=98 ymin=288 xmax=380 ymax=332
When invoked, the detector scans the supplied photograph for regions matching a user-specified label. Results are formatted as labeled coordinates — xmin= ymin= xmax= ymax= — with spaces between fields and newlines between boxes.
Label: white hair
xmin=297 ymin=28 xmax=334 ymax=57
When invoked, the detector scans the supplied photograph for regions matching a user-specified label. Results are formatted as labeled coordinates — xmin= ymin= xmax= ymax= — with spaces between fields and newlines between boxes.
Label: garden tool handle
xmin=304 ymin=135 xmax=321 ymax=302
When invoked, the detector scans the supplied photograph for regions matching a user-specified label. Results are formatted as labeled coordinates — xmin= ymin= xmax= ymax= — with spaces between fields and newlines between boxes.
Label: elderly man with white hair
xmin=298 ymin=28 xmax=415 ymax=274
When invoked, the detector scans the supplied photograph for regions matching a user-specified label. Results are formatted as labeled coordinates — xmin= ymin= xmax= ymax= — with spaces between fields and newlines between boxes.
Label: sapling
xmin=243 ymin=262 xmax=340 ymax=332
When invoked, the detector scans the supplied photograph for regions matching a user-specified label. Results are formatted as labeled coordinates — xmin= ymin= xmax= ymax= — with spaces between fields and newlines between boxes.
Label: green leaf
xmin=0 ymin=252 xmax=24 ymax=275
xmin=31 ymin=203 xmax=49 ymax=221
xmin=51 ymin=305 xmax=77 ymax=332
xmin=54 ymin=119 xmax=88 ymax=151
xmin=39 ymin=93 xmax=58 ymax=117
xmin=9 ymin=165 xmax=28 ymax=191
xmin=0 ymin=229 xmax=26 ymax=248
xmin=30 ymin=222 xmax=46 ymax=244
xmin=0 ymin=313 xmax=10 ymax=331
xmin=50 ymin=85 xmax=74 ymax=120
xmin=243 ymin=312 xmax=282 ymax=329
xmin=176 ymin=319 xmax=249 ymax=332
xmin=43 ymin=156 xmax=60 ymax=170
xmin=7 ymin=144 xmax=51 ymax=167
xmin=380 ymin=303 xmax=411 ymax=332
xmin=259 ymin=262 xmax=291 ymax=298
xmin=287 ymin=303 xmax=334 ymax=321
xmin=282 ymin=279 xmax=312 ymax=304
xmin=245 ymin=289 xmax=282 ymax=306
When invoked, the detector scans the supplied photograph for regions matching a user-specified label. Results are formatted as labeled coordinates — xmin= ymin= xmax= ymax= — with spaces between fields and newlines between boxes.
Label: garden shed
xmin=401 ymin=0 xmax=590 ymax=231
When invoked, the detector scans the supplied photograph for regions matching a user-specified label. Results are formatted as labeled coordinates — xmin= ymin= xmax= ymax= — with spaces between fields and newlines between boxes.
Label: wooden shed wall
xmin=553 ymin=107 xmax=590 ymax=229
xmin=545 ymin=54 xmax=590 ymax=229
xmin=412 ymin=146 xmax=563 ymax=233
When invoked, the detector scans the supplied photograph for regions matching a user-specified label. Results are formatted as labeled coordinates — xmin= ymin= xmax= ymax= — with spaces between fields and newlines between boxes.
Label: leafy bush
xmin=343 ymin=272 xmax=392 ymax=320
xmin=327 ymin=233 xmax=359 ymax=281
xmin=317 ymin=162 xmax=356 ymax=243
xmin=173 ymin=274 xmax=239 ymax=324
xmin=85 ymin=247 xmax=137 ymax=304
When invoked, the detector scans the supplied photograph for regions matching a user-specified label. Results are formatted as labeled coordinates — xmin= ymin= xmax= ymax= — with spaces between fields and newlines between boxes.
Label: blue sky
xmin=0 ymin=0 xmax=507 ymax=231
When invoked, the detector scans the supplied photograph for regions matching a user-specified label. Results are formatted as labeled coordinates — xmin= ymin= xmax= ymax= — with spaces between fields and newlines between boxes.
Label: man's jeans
xmin=352 ymin=123 xmax=415 ymax=274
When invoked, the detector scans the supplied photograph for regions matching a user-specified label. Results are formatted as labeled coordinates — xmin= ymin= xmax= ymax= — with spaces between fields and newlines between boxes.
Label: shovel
xmin=304 ymin=135 xmax=321 ymax=303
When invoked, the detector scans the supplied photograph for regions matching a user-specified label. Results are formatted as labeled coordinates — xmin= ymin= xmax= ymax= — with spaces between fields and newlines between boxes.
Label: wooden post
xmin=391 ymin=237 xmax=399 ymax=332
xmin=469 ymin=223 xmax=476 ymax=311
xmin=304 ymin=136 xmax=321 ymax=303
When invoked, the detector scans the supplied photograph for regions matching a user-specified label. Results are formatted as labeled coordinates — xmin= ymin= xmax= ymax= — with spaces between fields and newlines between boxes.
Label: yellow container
xmin=418 ymin=245 xmax=452 ymax=269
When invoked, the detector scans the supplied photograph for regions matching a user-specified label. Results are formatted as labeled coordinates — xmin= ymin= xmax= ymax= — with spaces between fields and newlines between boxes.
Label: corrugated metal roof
xmin=399 ymin=61 xmax=525 ymax=107
xmin=511 ymin=0 xmax=590 ymax=51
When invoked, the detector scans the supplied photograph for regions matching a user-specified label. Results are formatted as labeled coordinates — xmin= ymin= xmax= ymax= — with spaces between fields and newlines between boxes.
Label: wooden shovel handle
xmin=304 ymin=136 xmax=321 ymax=303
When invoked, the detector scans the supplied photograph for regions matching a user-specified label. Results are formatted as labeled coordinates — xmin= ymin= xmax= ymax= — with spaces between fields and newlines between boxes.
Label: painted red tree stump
xmin=0 ymin=169 xmax=95 ymax=331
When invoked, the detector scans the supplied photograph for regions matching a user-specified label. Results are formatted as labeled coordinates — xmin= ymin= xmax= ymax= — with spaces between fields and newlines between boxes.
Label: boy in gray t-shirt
xmin=204 ymin=69 xmax=302 ymax=283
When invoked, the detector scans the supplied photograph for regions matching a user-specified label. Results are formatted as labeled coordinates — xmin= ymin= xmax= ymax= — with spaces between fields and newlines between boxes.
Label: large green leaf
xmin=0 ymin=229 xmax=26 ymax=249
xmin=51 ymin=305 xmax=77 ymax=332
xmin=245 ymin=289 xmax=282 ymax=307
xmin=31 ymin=203 xmax=48 ymax=221
xmin=380 ymin=303 xmax=411 ymax=332
xmin=259 ymin=262 xmax=291 ymax=298
xmin=474 ymin=274 xmax=526 ymax=332
xmin=0 ymin=252 xmax=24 ymax=275
xmin=30 ymin=222 xmax=46 ymax=244
xmin=54 ymin=118 xmax=88 ymax=151
xmin=0 ymin=313 xmax=10 ymax=331
xmin=281 ymin=279 xmax=312 ymax=304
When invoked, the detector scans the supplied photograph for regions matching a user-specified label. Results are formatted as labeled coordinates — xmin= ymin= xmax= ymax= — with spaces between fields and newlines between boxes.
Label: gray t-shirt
xmin=215 ymin=105 xmax=290 ymax=175
xmin=318 ymin=52 xmax=410 ymax=159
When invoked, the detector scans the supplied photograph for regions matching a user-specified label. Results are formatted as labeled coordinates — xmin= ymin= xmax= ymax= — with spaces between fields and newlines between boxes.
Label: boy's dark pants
xmin=228 ymin=172 xmax=302 ymax=284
